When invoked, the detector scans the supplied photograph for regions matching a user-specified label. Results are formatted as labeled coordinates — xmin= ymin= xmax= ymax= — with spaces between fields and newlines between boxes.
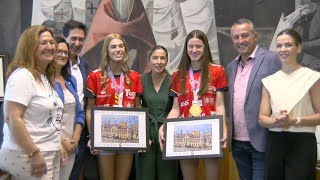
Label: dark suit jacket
xmin=227 ymin=46 xmax=281 ymax=152
xmin=77 ymin=56 xmax=90 ymax=139
xmin=79 ymin=56 xmax=90 ymax=98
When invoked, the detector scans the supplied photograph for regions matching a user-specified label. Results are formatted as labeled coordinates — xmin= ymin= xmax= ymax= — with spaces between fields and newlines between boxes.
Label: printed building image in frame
xmin=163 ymin=115 xmax=223 ymax=160
xmin=100 ymin=114 xmax=139 ymax=144
xmin=173 ymin=124 xmax=213 ymax=152
xmin=91 ymin=107 xmax=149 ymax=151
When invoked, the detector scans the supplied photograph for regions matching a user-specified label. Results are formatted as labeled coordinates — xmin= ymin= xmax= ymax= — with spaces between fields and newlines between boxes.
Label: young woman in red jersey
xmin=158 ymin=30 xmax=228 ymax=180
xmin=86 ymin=33 xmax=142 ymax=180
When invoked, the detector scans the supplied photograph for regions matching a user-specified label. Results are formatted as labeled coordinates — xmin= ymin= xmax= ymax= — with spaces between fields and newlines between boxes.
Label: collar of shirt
xmin=235 ymin=45 xmax=258 ymax=68
xmin=69 ymin=56 xmax=81 ymax=70
xmin=235 ymin=45 xmax=259 ymax=62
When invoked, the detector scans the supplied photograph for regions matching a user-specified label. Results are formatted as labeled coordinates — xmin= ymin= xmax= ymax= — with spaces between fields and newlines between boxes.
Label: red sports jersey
xmin=170 ymin=64 xmax=228 ymax=117
xmin=86 ymin=69 xmax=143 ymax=108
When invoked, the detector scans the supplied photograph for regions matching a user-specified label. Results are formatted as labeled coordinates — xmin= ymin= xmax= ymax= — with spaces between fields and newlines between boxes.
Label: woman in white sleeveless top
xmin=259 ymin=29 xmax=320 ymax=180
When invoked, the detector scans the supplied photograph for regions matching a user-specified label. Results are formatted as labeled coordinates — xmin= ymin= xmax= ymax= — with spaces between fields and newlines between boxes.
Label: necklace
xmin=188 ymin=67 xmax=202 ymax=117
xmin=43 ymin=75 xmax=63 ymax=131
xmin=107 ymin=66 xmax=124 ymax=107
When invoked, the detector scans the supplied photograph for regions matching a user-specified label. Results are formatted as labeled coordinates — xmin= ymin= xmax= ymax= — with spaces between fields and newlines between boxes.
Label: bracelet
xmin=295 ymin=117 xmax=302 ymax=127
xmin=28 ymin=148 xmax=40 ymax=158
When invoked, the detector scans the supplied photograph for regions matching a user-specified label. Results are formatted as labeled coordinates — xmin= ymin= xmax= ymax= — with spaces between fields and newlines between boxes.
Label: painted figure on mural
xmin=31 ymin=0 xmax=86 ymax=35
xmin=142 ymin=0 xmax=220 ymax=73
xmin=293 ymin=0 xmax=320 ymax=71
xmin=270 ymin=0 xmax=320 ymax=71
xmin=81 ymin=0 xmax=156 ymax=73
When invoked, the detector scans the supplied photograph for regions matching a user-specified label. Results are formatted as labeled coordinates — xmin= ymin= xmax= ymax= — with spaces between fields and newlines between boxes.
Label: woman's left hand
xmin=61 ymin=138 xmax=77 ymax=153
xmin=274 ymin=110 xmax=290 ymax=127
xmin=30 ymin=152 xmax=47 ymax=177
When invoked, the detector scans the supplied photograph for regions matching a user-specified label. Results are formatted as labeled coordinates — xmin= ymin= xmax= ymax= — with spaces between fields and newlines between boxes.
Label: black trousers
xmin=265 ymin=131 xmax=317 ymax=180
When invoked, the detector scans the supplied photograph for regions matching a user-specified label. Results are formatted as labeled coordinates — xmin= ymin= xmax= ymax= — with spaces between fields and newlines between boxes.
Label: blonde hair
xmin=7 ymin=25 xmax=56 ymax=86
xmin=100 ymin=33 xmax=131 ymax=89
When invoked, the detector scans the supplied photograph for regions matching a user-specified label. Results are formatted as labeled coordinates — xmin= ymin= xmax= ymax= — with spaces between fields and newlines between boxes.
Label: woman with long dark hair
xmin=158 ymin=30 xmax=228 ymax=180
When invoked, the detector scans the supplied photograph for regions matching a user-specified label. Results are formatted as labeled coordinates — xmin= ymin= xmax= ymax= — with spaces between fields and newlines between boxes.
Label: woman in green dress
xmin=135 ymin=46 xmax=178 ymax=180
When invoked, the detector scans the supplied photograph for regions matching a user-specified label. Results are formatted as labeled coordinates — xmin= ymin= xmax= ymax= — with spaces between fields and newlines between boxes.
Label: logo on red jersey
xmin=125 ymin=89 xmax=136 ymax=99
xmin=181 ymin=100 xmax=190 ymax=107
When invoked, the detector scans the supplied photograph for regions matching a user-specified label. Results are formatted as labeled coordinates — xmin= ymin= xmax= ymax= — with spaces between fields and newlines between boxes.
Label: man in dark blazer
xmin=227 ymin=19 xmax=281 ymax=180
xmin=62 ymin=20 xmax=95 ymax=180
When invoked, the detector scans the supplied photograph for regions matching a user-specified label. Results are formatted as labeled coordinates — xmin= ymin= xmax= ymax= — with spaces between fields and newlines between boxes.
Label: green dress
xmin=135 ymin=72 xmax=178 ymax=180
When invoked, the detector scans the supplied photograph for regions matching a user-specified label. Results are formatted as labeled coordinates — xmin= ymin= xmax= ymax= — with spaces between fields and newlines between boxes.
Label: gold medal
xmin=189 ymin=104 xmax=202 ymax=117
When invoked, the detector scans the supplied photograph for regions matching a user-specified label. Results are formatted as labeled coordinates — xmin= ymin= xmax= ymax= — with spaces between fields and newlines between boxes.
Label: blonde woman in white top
xmin=259 ymin=28 xmax=320 ymax=180
xmin=0 ymin=26 xmax=63 ymax=179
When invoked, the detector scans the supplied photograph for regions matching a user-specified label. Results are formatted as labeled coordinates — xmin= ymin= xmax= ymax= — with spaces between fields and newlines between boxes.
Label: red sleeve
xmin=136 ymin=74 xmax=143 ymax=95
xmin=213 ymin=65 xmax=228 ymax=91
xmin=129 ymin=71 xmax=143 ymax=95
xmin=86 ymin=71 xmax=98 ymax=97
xmin=170 ymin=70 xmax=179 ymax=96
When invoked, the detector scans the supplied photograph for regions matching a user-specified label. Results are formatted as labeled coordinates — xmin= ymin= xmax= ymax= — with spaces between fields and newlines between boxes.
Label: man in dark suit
xmin=227 ymin=18 xmax=281 ymax=180
xmin=62 ymin=20 xmax=94 ymax=180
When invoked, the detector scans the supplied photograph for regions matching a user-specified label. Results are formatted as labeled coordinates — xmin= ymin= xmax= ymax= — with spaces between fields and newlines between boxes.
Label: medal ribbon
xmin=189 ymin=66 xmax=201 ymax=101
xmin=107 ymin=66 xmax=124 ymax=106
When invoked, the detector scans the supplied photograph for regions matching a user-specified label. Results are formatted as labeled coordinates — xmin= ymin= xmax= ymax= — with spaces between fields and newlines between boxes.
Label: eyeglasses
xmin=56 ymin=49 xmax=69 ymax=56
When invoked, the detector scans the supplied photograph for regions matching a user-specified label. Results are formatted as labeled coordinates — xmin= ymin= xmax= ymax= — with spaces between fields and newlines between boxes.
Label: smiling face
xmin=187 ymin=37 xmax=204 ymax=63
xmin=36 ymin=31 xmax=56 ymax=67
xmin=64 ymin=28 xmax=85 ymax=57
xmin=231 ymin=23 xmax=258 ymax=59
xmin=54 ymin=42 xmax=69 ymax=70
xmin=107 ymin=38 xmax=126 ymax=64
xmin=149 ymin=48 xmax=168 ymax=74
xmin=276 ymin=34 xmax=301 ymax=63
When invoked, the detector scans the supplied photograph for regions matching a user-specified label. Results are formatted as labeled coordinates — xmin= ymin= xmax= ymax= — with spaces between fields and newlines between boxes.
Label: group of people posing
xmin=0 ymin=17 xmax=319 ymax=180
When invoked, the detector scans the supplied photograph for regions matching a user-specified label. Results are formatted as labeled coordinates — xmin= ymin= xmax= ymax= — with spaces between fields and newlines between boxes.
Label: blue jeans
xmin=232 ymin=140 xmax=265 ymax=180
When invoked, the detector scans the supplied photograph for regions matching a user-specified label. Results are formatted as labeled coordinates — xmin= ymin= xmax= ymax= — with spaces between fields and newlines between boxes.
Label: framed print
xmin=0 ymin=54 xmax=8 ymax=101
xmin=91 ymin=106 xmax=149 ymax=151
xmin=163 ymin=115 xmax=223 ymax=160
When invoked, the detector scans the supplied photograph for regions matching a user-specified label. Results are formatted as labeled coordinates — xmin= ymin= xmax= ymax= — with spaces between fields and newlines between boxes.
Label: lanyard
xmin=107 ymin=66 xmax=124 ymax=106
xmin=189 ymin=66 xmax=201 ymax=101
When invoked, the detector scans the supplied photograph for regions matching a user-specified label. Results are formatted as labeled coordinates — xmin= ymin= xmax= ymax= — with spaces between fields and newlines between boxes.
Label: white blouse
xmin=61 ymin=89 xmax=76 ymax=139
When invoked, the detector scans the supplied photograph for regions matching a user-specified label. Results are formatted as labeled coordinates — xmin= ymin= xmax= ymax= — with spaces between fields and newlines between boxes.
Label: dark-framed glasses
xmin=56 ymin=49 xmax=69 ymax=56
